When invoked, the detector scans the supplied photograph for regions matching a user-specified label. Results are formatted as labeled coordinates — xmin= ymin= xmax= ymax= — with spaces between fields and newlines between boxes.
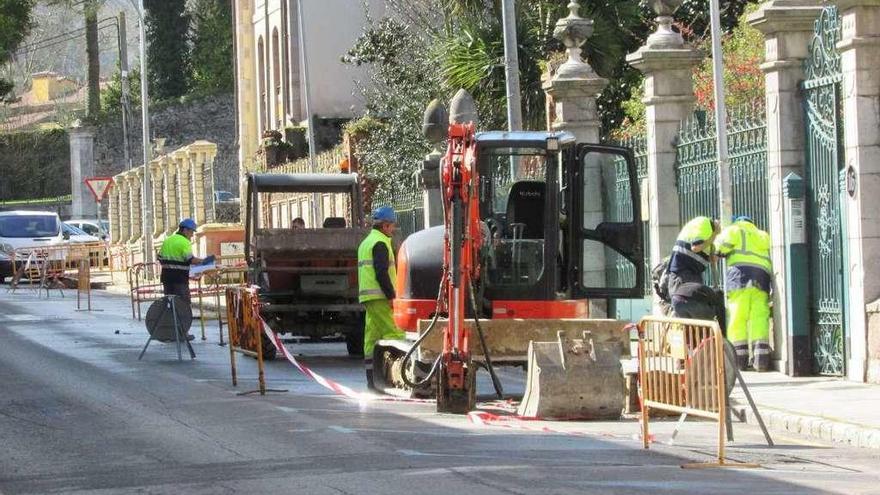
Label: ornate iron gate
xmin=802 ymin=6 xmax=846 ymax=376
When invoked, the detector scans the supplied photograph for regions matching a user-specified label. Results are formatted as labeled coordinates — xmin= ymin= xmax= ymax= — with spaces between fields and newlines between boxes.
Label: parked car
xmin=0 ymin=210 xmax=64 ymax=282
xmin=214 ymin=190 xmax=239 ymax=203
xmin=61 ymin=222 xmax=101 ymax=243
xmin=65 ymin=219 xmax=108 ymax=240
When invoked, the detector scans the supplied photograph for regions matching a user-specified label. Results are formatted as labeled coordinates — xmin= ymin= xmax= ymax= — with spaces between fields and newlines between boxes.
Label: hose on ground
xmin=469 ymin=280 xmax=504 ymax=399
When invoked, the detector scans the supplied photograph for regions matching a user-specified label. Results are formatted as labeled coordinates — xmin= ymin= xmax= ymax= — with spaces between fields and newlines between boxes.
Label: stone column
xmin=627 ymin=0 xmax=703 ymax=315
xmin=128 ymin=171 xmax=143 ymax=243
xmin=69 ymin=126 xmax=97 ymax=218
xmin=543 ymin=1 xmax=608 ymax=316
xmin=188 ymin=141 xmax=217 ymax=225
xmin=149 ymin=162 xmax=165 ymax=239
xmin=235 ymin=0 xmax=258 ymax=224
xmin=108 ymin=182 xmax=121 ymax=244
xmin=836 ymin=0 xmax=880 ymax=382
xmin=748 ymin=0 xmax=823 ymax=373
xmin=163 ymin=157 xmax=179 ymax=235
xmin=174 ymin=149 xmax=192 ymax=221
xmin=118 ymin=173 xmax=131 ymax=245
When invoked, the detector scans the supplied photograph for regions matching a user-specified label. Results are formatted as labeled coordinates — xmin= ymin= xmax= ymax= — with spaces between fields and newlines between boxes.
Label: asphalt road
xmin=1 ymin=290 xmax=879 ymax=494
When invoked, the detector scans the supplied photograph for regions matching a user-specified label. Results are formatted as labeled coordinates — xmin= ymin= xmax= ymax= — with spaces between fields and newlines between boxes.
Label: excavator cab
xmin=474 ymin=131 xmax=645 ymax=313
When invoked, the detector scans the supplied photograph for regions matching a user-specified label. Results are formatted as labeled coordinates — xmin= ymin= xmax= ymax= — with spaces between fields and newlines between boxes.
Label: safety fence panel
xmin=636 ymin=316 xmax=749 ymax=468
xmin=226 ymin=287 xmax=270 ymax=395
xmin=609 ymin=135 xmax=649 ymax=295
xmin=676 ymin=107 xmax=769 ymax=230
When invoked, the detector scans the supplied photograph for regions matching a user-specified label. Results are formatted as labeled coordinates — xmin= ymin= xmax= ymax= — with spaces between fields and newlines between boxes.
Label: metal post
xmin=500 ymin=0 xmax=523 ymax=132
xmin=117 ymin=12 xmax=132 ymax=170
xmin=296 ymin=0 xmax=320 ymax=228
xmin=709 ymin=0 xmax=730 ymax=294
xmin=134 ymin=0 xmax=154 ymax=270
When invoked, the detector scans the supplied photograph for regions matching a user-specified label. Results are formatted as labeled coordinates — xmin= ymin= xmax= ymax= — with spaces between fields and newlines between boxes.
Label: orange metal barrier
xmin=637 ymin=315 xmax=758 ymax=469
xmin=226 ymin=286 xmax=275 ymax=395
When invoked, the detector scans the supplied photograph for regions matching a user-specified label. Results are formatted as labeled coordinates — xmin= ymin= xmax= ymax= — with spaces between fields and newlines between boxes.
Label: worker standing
xmin=667 ymin=216 xmax=721 ymax=296
xmin=158 ymin=218 xmax=205 ymax=307
xmin=357 ymin=206 xmax=405 ymax=389
xmin=714 ymin=216 xmax=773 ymax=371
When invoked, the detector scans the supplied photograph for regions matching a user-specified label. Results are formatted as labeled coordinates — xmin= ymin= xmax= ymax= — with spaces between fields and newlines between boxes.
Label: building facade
xmin=233 ymin=0 xmax=385 ymax=175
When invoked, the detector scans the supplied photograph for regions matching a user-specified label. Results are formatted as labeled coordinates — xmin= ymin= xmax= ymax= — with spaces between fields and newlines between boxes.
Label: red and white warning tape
xmin=260 ymin=317 xmax=433 ymax=404
xmin=255 ymin=313 xmax=649 ymax=443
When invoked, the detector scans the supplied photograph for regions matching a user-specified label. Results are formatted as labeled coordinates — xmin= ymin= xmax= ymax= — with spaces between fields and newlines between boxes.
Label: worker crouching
xmin=714 ymin=216 xmax=773 ymax=372
xmin=357 ymin=206 xmax=405 ymax=390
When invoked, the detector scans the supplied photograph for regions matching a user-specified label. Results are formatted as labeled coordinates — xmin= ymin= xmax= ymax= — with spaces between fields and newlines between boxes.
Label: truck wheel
xmin=346 ymin=314 xmax=365 ymax=357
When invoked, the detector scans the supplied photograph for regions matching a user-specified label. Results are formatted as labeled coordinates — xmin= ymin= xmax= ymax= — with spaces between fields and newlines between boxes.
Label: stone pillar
xmin=627 ymin=1 xmax=703 ymax=315
xmin=118 ymin=174 xmax=131 ymax=244
xmin=235 ymin=0 xmax=258 ymax=224
xmin=837 ymin=0 xmax=880 ymax=382
xmin=174 ymin=150 xmax=192 ymax=221
xmin=749 ymin=0 xmax=823 ymax=373
xmin=128 ymin=171 xmax=143 ymax=243
xmin=543 ymin=1 xmax=608 ymax=316
xmin=149 ymin=162 xmax=165 ymax=239
xmin=108 ymin=184 xmax=121 ymax=244
xmin=163 ymin=157 xmax=179 ymax=235
xmin=188 ymin=141 xmax=217 ymax=225
xmin=69 ymin=126 xmax=97 ymax=218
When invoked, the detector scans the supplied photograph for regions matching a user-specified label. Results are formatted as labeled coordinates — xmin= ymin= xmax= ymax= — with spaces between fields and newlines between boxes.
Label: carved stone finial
xmin=552 ymin=1 xmax=596 ymax=80
xmin=449 ymin=89 xmax=478 ymax=125
xmin=646 ymin=0 xmax=685 ymax=49
xmin=422 ymin=99 xmax=449 ymax=144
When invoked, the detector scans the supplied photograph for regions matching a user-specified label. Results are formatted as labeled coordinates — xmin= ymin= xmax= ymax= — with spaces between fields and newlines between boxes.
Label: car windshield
xmin=62 ymin=223 xmax=89 ymax=236
xmin=0 ymin=215 xmax=60 ymax=238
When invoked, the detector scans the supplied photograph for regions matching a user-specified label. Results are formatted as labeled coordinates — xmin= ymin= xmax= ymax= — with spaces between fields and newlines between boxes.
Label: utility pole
xmin=296 ymin=0 xmax=320 ymax=227
xmin=500 ymin=0 xmax=523 ymax=132
xmin=134 ymin=0 xmax=154 ymax=268
xmin=709 ymin=0 xmax=730 ymax=295
xmin=709 ymin=0 xmax=731 ymax=225
xmin=117 ymin=12 xmax=132 ymax=170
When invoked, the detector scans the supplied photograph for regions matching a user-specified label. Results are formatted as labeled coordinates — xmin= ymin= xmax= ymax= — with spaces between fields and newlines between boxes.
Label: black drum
xmin=145 ymin=297 xmax=193 ymax=342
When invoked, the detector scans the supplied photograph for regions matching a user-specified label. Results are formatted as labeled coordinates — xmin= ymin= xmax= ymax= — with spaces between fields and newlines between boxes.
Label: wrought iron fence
xmin=675 ymin=106 xmax=768 ymax=287
xmin=608 ymin=135 xmax=650 ymax=295
xmin=372 ymin=173 xmax=424 ymax=240
xmin=676 ymin=107 xmax=769 ymax=229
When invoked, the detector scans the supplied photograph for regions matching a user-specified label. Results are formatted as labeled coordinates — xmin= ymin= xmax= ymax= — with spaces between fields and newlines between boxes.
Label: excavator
xmin=371 ymin=93 xmax=646 ymax=416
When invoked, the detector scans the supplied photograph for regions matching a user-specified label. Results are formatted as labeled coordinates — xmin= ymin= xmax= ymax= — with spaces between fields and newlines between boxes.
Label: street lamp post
xmin=126 ymin=0 xmax=154 ymax=269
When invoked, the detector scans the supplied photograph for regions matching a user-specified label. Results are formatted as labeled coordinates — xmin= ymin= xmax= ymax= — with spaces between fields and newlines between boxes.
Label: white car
xmin=61 ymin=222 xmax=101 ymax=243
xmin=0 ymin=210 xmax=65 ymax=282
xmin=65 ymin=219 xmax=109 ymax=240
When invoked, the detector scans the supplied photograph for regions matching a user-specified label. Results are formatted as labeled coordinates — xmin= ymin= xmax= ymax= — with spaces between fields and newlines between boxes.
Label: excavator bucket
xmin=516 ymin=331 xmax=625 ymax=419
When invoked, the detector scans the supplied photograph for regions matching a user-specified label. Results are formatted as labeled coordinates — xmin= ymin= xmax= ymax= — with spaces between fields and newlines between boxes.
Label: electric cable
xmin=468 ymin=278 xmax=504 ymax=398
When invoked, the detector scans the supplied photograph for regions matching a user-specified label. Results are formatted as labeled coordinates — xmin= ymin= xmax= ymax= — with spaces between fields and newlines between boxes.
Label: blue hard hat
xmin=371 ymin=205 xmax=397 ymax=223
xmin=733 ymin=215 xmax=753 ymax=224
xmin=179 ymin=218 xmax=198 ymax=230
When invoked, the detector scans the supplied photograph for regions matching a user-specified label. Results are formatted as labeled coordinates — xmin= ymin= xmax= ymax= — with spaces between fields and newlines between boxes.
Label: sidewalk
xmin=731 ymin=371 xmax=880 ymax=449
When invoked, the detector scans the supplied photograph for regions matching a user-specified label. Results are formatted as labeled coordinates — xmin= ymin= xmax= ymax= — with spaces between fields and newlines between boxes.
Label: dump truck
xmin=244 ymin=173 xmax=369 ymax=359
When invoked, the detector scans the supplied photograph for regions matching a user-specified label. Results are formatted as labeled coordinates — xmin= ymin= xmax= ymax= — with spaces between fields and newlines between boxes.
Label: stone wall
xmin=868 ymin=300 xmax=880 ymax=384
xmin=94 ymin=93 xmax=238 ymax=193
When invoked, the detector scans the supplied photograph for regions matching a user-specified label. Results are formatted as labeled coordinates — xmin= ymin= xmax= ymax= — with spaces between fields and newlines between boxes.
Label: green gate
xmin=802 ymin=6 xmax=846 ymax=376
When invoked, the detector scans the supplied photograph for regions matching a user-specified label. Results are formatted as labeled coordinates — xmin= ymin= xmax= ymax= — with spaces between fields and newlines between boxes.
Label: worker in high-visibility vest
xmin=667 ymin=216 xmax=721 ymax=296
xmin=714 ymin=216 xmax=773 ymax=371
xmin=158 ymin=218 xmax=205 ymax=307
xmin=357 ymin=206 xmax=405 ymax=389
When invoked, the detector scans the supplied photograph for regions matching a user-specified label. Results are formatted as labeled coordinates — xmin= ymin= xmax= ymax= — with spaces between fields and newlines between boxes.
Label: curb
xmin=730 ymin=399 xmax=880 ymax=450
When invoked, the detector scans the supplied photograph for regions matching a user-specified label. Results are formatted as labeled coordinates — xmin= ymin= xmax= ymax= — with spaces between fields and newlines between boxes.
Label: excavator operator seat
xmin=505 ymin=181 xmax=545 ymax=239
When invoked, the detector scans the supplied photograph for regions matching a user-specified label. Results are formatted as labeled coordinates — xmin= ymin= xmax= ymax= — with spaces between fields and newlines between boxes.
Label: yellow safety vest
xmin=357 ymin=228 xmax=396 ymax=303
xmin=715 ymin=221 xmax=772 ymax=274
